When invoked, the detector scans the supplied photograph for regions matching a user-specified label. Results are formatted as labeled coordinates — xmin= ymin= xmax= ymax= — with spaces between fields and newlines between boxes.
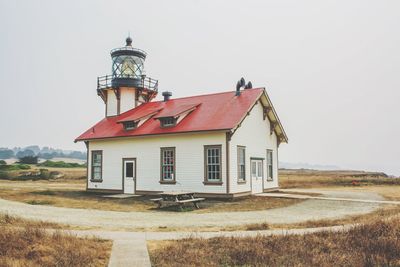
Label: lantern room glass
xmin=112 ymin=55 xmax=144 ymax=79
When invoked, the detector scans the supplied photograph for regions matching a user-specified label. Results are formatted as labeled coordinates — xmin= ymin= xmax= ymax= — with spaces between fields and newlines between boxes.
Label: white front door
xmin=251 ymin=159 xmax=263 ymax=194
xmin=123 ymin=159 xmax=136 ymax=194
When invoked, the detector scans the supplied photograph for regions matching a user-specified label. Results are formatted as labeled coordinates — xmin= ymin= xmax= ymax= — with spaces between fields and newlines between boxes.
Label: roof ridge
xmin=151 ymin=87 xmax=264 ymax=103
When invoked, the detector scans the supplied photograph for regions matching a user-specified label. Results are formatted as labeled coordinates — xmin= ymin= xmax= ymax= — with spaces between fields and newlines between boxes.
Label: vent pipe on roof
xmin=236 ymin=77 xmax=246 ymax=96
xmin=162 ymin=91 xmax=172 ymax=101
xmin=245 ymin=81 xmax=253 ymax=89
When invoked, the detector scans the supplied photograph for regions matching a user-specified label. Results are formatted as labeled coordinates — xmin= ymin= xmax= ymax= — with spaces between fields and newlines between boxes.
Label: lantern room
xmin=97 ymin=37 xmax=158 ymax=117
xmin=110 ymin=37 xmax=146 ymax=87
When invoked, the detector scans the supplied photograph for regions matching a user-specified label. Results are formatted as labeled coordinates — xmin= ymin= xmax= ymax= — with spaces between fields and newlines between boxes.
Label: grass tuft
xmin=149 ymin=218 xmax=400 ymax=267
xmin=0 ymin=226 xmax=111 ymax=267
xmin=25 ymin=200 xmax=54 ymax=205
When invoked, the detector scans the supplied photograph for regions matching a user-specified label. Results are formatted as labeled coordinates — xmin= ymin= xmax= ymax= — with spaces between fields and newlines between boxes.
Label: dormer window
xmin=154 ymin=103 xmax=200 ymax=128
xmin=123 ymin=121 xmax=138 ymax=131
xmin=160 ymin=117 xmax=177 ymax=128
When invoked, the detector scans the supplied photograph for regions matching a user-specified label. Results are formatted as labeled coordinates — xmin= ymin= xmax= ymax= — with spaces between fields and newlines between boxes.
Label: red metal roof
xmin=117 ymin=107 xmax=161 ymax=123
xmin=153 ymin=103 xmax=200 ymax=119
xmin=75 ymin=88 xmax=264 ymax=142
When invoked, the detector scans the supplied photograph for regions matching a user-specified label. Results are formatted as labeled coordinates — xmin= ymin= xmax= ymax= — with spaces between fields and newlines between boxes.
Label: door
xmin=251 ymin=159 xmax=263 ymax=194
xmin=123 ymin=159 xmax=136 ymax=194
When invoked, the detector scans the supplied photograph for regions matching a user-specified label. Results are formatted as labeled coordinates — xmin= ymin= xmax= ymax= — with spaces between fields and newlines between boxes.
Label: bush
xmin=0 ymin=171 xmax=8 ymax=179
xmin=0 ymin=164 xmax=30 ymax=171
xmin=39 ymin=169 xmax=50 ymax=179
xmin=0 ymin=160 xmax=6 ymax=165
xmin=38 ymin=160 xmax=85 ymax=168
xmin=18 ymin=156 xmax=38 ymax=164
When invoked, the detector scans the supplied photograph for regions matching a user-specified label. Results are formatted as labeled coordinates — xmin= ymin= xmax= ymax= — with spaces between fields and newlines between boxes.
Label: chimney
xmin=162 ymin=91 xmax=172 ymax=101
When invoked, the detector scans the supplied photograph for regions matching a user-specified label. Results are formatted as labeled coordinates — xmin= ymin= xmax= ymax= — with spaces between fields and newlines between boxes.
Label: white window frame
xmin=237 ymin=146 xmax=246 ymax=182
xmin=204 ymin=145 xmax=222 ymax=183
xmin=160 ymin=147 xmax=176 ymax=182
xmin=267 ymin=149 xmax=273 ymax=181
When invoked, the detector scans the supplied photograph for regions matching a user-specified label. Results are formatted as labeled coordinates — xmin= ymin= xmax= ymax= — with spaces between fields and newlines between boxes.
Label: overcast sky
xmin=0 ymin=0 xmax=399 ymax=175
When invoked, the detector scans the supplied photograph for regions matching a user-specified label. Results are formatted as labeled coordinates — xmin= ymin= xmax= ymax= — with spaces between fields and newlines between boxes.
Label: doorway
xmin=251 ymin=159 xmax=263 ymax=194
xmin=123 ymin=158 xmax=136 ymax=194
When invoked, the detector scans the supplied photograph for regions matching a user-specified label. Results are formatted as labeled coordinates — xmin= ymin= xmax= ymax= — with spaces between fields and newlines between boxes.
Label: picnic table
xmin=151 ymin=191 xmax=205 ymax=209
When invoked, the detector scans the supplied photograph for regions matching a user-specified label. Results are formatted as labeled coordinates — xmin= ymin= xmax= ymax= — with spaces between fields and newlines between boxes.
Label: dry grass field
xmin=0 ymin=166 xmax=301 ymax=213
xmin=279 ymin=169 xmax=400 ymax=188
xmin=0 ymin=181 xmax=301 ymax=213
xmin=1 ymin=168 xmax=399 ymax=214
xmin=148 ymin=218 xmax=400 ymax=267
xmin=279 ymin=169 xmax=400 ymax=202
xmin=0 ymin=214 xmax=111 ymax=267
xmin=1 ymin=166 xmax=87 ymax=183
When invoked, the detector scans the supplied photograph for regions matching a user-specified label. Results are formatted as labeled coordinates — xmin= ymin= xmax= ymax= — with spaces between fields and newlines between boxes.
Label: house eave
xmin=74 ymin=128 xmax=231 ymax=143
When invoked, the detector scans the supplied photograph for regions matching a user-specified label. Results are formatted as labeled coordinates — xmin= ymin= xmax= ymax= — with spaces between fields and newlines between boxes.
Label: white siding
xmin=229 ymin=100 xmax=279 ymax=194
xmin=106 ymin=90 xmax=118 ymax=117
xmin=120 ymin=88 xmax=136 ymax=114
xmin=87 ymin=132 xmax=227 ymax=194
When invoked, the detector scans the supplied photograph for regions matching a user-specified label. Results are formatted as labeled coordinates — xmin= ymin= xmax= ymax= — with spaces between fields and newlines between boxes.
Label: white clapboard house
xmin=75 ymin=37 xmax=288 ymax=198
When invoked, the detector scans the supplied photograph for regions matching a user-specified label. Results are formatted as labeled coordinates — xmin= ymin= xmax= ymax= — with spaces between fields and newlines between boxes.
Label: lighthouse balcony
xmin=97 ymin=74 xmax=158 ymax=93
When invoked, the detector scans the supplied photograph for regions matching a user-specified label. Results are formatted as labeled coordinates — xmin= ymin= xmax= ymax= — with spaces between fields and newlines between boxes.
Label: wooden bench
xmin=151 ymin=192 xmax=205 ymax=209
xmin=176 ymin=198 xmax=205 ymax=209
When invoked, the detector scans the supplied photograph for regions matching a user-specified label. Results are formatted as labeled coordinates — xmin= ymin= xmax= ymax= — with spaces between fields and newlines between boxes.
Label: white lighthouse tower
xmin=97 ymin=37 xmax=158 ymax=117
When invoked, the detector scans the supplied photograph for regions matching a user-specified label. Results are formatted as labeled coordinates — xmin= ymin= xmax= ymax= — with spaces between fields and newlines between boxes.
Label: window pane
xmin=161 ymin=148 xmax=175 ymax=180
xmin=92 ymin=152 xmax=102 ymax=180
xmin=257 ymin=162 xmax=263 ymax=177
xmin=267 ymin=150 xmax=273 ymax=180
xmin=206 ymin=147 xmax=221 ymax=181
xmin=126 ymin=162 xmax=134 ymax=178
xmin=237 ymin=147 xmax=246 ymax=181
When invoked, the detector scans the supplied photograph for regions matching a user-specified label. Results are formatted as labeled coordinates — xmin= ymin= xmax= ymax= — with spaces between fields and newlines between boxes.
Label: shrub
xmin=18 ymin=156 xmax=38 ymax=164
xmin=0 ymin=160 xmax=6 ymax=165
xmin=0 ymin=171 xmax=8 ymax=179
xmin=39 ymin=169 xmax=50 ymax=179
xmin=0 ymin=164 xmax=30 ymax=171
xmin=38 ymin=160 xmax=85 ymax=168
xmin=25 ymin=200 xmax=53 ymax=205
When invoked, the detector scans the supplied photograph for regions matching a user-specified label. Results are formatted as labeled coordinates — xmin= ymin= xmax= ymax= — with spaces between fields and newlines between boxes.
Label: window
xmin=91 ymin=151 xmax=102 ymax=181
xmin=160 ymin=117 xmax=177 ymax=127
xmin=237 ymin=146 xmax=246 ymax=182
xmin=123 ymin=121 xmax=138 ymax=131
xmin=267 ymin=149 xmax=273 ymax=180
xmin=204 ymin=145 xmax=222 ymax=183
xmin=161 ymin=147 xmax=175 ymax=182
xmin=251 ymin=161 xmax=257 ymax=176
xmin=257 ymin=161 xmax=263 ymax=177
xmin=125 ymin=162 xmax=134 ymax=178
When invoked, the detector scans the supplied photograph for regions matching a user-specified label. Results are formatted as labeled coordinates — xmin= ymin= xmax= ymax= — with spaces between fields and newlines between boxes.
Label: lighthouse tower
xmin=97 ymin=37 xmax=158 ymax=117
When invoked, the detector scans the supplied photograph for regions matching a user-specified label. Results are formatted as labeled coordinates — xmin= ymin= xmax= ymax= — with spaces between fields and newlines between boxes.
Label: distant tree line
xmin=0 ymin=146 xmax=86 ymax=160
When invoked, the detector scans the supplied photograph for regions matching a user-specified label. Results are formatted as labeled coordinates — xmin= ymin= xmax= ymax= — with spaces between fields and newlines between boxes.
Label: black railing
xmin=97 ymin=75 xmax=158 ymax=92
xmin=110 ymin=46 xmax=147 ymax=56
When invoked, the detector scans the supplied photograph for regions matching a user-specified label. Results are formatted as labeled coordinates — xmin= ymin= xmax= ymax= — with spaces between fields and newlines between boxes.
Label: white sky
xmin=0 ymin=0 xmax=399 ymax=175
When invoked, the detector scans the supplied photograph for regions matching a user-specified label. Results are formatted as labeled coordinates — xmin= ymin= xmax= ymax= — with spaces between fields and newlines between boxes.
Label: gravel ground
xmin=0 ymin=190 xmax=383 ymax=230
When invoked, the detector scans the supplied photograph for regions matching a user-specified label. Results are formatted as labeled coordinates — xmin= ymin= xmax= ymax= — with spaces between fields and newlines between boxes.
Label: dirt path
xmin=261 ymin=189 xmax=400 ymax=204
xmin=0 ymin=189 xmax=384 ymax=230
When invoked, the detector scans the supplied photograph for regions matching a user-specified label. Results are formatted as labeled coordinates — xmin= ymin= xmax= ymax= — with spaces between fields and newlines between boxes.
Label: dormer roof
xmin=153 ymin=103 xmax=200 ymax=119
